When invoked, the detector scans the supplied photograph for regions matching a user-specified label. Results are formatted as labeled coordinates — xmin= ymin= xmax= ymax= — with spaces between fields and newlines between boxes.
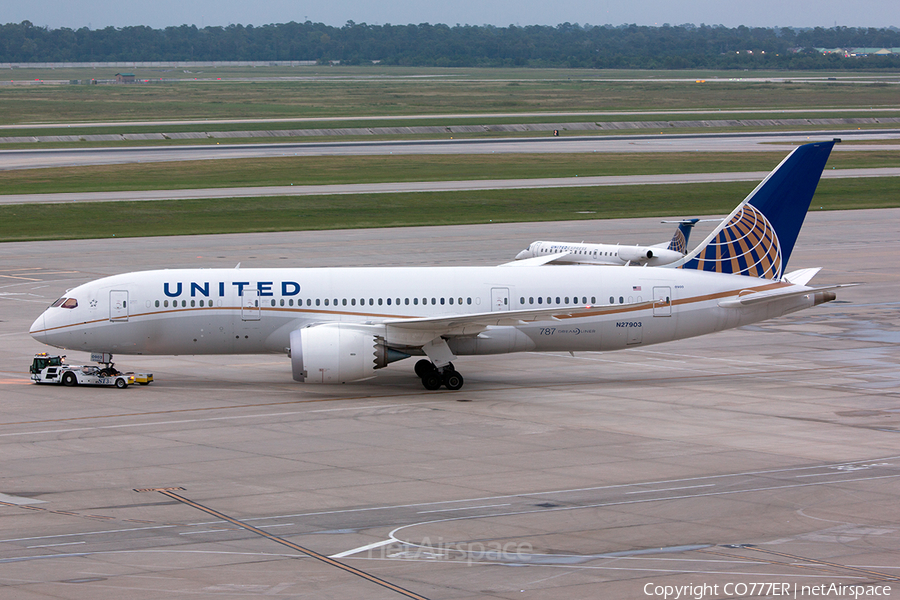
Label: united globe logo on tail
xmin=681 ymin=204 xmax=782 ymax=279
xmin=668 ymin=228 xmax=688 ymax=255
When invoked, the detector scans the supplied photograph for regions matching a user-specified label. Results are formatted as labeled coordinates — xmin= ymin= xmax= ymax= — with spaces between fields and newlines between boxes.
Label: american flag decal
xmin=633 ymin=286 xmax=641 ymax=291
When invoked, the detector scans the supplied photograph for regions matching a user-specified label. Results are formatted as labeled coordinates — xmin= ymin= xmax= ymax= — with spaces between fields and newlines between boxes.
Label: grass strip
xmin=2 ymin=178 xmax=896 ymax=243
xmin=3 ymin=79 xmax=899 ymax=125
xmin=2 ymin=151 xmax=897 ymax=195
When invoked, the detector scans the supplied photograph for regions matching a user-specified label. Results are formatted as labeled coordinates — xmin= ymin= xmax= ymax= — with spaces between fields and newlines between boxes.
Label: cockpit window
xmin=51 ymin=298 xmax=66 ymax=308
xmin=61 ymin=298 xmax=78 ymax=309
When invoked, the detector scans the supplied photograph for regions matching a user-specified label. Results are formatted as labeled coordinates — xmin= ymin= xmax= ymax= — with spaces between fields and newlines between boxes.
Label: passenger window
xmin=565 ymin=297 xmax=569 ymax=303
xmin=610 ymin=296 xmax=614 ymax=304
xmin=538 ymin=297 xmax=543 ymax=304
xmin=619 ymin=297 xmax=624 ymax=304
xmin=155 ymin=300 xmax=160 ymax=308
xmin=378 ymin=298 xmax=383 ymax=305
xmin=405 ymin=298 xmax=410 ymax=305
xmin=351 ymin=298 xmax=356 ymax=306
xmin=449 ymin=297 xmax=454 ymax=305
xmin=440 ymin=298 xmax=445 ymax=305
xmin=529 ymin=297 xmax=534 ymax=304
xmin=369 ymin=298 xmax=374 ymax=306
xmin=414 ymin=298 xmax=419 ymax=305
xmin=467 ymin=298 xmax=472 ymax=305
xmin=181 ymin=300 xmax=186 ymax=307
xmin=431 ymin=298 xmax=436 ymax=305
xmin=164 ymin=300 xmax=169 ymax=307
xmin=324 ymin=299 xmax=329 ymax=306
xmin=387 ymin=298 xmax=392 ymax=305
xmin=520 ymin=297 xmax=525 ymax=305
xmin=191 ymin=300 xmax=196 ymax=307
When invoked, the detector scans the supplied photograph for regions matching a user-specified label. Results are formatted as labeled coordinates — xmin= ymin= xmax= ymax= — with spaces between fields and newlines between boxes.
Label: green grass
xmin=3 ymin=109 xmax=900 ymax=139
xmin=2 ymin=78 xmax=899 ymax=126
xmin=8 ymin=65 xmax=896 ymax=82
xmin=2 ymin=151 xmax=897 ymax=195
xmin=1 ymin=177 xmax=896 ymax=243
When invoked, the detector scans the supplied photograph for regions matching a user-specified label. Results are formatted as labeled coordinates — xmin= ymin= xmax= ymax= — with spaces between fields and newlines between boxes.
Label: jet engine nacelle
xmin=290 ymin=323 xmax=409 ymax=384
xmin=617 ymin=246 xmax=655 ymax=263
xmin=291 ymin=324 xmax=379 ymax=384
xmin=617 ymin=246 xmax=684 ymax=265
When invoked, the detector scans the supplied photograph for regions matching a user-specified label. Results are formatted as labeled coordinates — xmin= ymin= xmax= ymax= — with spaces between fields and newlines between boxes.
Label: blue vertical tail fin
xmin=675 ymin=139 xmax=837 ymax=279
xmin=666 ymin=219 xmax=701 ymax=254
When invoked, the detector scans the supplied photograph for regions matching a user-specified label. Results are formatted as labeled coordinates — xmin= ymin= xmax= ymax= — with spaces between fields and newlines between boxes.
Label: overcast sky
xmin=3 ymin=0 xmax=898 ymax=30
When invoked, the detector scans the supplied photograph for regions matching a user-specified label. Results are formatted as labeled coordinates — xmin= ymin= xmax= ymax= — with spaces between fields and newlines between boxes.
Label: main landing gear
xmin=415 ymin=359 xmax=464 ymax=391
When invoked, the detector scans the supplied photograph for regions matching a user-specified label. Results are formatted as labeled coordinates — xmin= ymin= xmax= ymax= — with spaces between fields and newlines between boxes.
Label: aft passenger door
xmin=653 ymin=286 xmax=672 ymax=317
xmin=109 ymin=290 xmax=129 ymax=322
xmin=241 ymin=289 xmax=260 ymax=321
xmin=491 ymin=287 xmax=510 ymax=311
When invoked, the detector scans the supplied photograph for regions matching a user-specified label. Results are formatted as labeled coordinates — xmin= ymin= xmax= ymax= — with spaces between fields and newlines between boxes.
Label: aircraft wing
xmin=383 ymin=300 xmax=655 ymax=335
xmin=499 ymin=252 xmax=570 ymax=267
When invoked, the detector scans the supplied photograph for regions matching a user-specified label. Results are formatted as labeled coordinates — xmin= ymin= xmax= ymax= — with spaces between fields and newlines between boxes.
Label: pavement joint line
xmin=146 ymin=489 xmax=432 ymax=600
xmin=696 ymin=548 xmax=856 ymax=579
xmin=746 ymin=547 xmax=900 ymax=582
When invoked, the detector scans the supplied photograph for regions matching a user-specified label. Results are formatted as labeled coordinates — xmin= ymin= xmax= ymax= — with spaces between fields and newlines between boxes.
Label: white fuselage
xmin=30 ymin=265 xmax=818 ymax=358
xmin=515 ymin=241 xmax=684 ymax=266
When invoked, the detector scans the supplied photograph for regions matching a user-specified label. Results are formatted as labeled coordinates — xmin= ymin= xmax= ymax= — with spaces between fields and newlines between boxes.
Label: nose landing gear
xmin=415 ymin=359 xmax=464 ymax=391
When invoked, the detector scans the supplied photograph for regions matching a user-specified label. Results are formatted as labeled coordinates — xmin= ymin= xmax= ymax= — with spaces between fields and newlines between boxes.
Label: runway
xmin=2 ymin=129 xmax=900 ymax=171
xmin=1 ymin=211 xmax=898 ymax=598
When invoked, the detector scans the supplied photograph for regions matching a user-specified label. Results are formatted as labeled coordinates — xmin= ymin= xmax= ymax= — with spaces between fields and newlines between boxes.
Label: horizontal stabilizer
xmin=718 ymin=283 xmax=856 ymax=308
xmin=783 ymin=267 xmax=823 ymax=286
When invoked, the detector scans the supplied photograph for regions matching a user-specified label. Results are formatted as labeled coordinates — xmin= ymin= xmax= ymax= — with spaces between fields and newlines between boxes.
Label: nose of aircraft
xmin=515 ymin=249 xmax=530 ymax=259
xmin=30 ymin=312 xmax=47 ymax=343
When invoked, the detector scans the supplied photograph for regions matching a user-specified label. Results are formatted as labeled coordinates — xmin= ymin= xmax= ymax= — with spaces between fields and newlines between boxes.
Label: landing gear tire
xmin=415 ymin=359 xmax=437 ymax=378
xmin=422 ymin=372 xmax=443 ymax=391
xmin=443 ymin=370 xmax=464 ymax=391
xmin=62 ymin=372 xmax=77 ymax=386
xmin=115 ymin=378 xmax=128 ymax=389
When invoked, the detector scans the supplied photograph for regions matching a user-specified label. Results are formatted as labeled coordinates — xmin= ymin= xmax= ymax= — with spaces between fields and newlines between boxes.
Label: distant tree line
xmin=2 ymin=20 xmax=900 ymax=69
